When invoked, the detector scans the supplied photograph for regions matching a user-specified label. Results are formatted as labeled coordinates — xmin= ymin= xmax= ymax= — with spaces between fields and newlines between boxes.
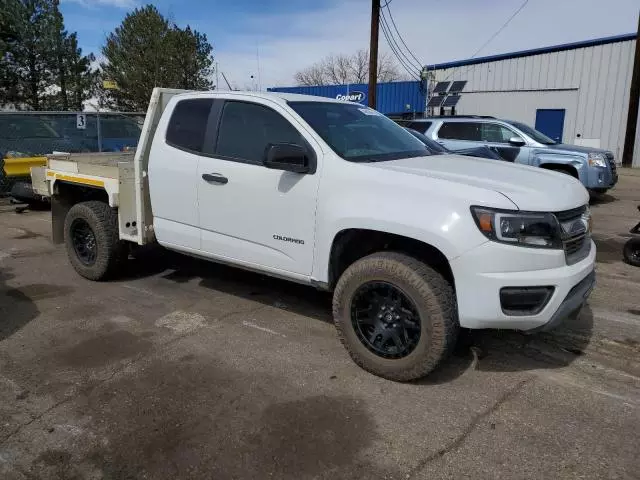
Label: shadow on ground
xmin=121 ymin=246 xmax=332 ymax=323
xmin=589 ymin=193 xmax=616 ymax=206
xmin=415 ymin=306 xmax=593 ymax=385
xmin=0 ymin=266 xmax=41 ymax=341
xmin=593 ymin=235 xmax=629 ymax=264
xmin=120 ymin=246 xmax=593 ymax=385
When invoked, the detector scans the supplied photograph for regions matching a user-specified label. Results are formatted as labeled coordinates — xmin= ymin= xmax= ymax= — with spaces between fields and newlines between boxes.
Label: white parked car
xmin=32 ymin=89 xmax=596 ymax=381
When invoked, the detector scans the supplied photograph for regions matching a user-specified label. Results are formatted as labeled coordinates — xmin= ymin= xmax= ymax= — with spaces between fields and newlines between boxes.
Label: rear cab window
xmin=165 ymin=98 xmax=214 ymax=153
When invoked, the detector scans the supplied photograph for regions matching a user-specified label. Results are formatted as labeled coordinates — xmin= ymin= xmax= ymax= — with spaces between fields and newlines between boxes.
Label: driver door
xmin=197 ymin=99 xmax=320 ymax=275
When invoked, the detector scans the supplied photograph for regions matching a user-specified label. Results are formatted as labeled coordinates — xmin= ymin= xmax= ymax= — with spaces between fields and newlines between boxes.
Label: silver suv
xmin=404 ymin=116 xmax=618 ymax=194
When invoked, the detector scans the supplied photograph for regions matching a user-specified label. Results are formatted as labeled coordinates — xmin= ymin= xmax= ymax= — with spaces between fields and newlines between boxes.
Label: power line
xmin=380 ymin=9 xmax=420 ymax=79
xmin=379 ymin=10 xmax=416 ymax=76
xmin=470 ymin=0 xmax=529 ymax=60
xmin=380 ymin=18 xmax=419 ymax=79
xmin=385 ymin=2 xmax=423 ymax=69
xmin=380 ymin=10 xmax=418 ymax=71
xmin=440 ymin=0 xmax=529 ymax=83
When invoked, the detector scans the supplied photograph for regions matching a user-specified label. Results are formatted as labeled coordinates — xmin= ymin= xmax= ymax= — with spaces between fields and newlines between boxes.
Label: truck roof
xmin=175 ymin=90 xmax=349 ymax=105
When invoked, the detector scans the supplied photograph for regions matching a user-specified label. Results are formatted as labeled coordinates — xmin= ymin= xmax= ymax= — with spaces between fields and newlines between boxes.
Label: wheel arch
xmin=52 ymin=182 xmax=111 ymax=244
xmin=326 ymin=228 xmax=454 ymax=290
xmin=539 ymin=162 xmax=579 ymax=178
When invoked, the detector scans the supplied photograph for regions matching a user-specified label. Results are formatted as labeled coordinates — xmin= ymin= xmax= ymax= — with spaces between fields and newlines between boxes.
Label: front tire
xmin=63 ymin=201 xmax=125 ymax=280
xmin=333 ymin=252 xmax=458 ymax=381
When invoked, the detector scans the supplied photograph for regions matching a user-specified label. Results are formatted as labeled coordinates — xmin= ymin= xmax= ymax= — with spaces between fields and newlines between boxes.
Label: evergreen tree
xmin=0 ymin=0 xmax=95 ymax=110
xmin=4 ymin=0 xmax=56 ymax=110
xmin=101 ymin=5 xmax=214 ymax=111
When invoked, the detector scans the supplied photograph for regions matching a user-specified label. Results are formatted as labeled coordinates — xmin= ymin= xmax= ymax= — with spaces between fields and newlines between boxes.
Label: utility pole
xmin=368 ymin=0 xmax=380 ymax=109
xmin=622 ymin=12 xmax=640 ymax=166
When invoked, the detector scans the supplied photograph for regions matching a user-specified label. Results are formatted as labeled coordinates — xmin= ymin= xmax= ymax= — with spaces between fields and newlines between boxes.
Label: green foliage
xmin=100 ymin=5 xmax=214 ymax=111
xmin=0 ymin=0 xmax=96 ymax=111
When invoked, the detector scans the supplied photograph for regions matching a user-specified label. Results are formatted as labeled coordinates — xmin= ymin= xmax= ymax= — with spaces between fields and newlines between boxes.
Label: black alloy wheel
xmin=70 ymin=218 xmax=98 ymax=266
xmin=350 ymin=281 xmax=421 ymax=359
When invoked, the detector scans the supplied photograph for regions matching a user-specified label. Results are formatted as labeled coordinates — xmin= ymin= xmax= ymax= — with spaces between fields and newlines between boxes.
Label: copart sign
xmin=336 ymin=91 xmax=365 ymax=102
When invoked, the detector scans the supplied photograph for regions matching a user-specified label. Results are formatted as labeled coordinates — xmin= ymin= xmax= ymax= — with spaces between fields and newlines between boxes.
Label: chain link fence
xmin=0 ymin=112 xmax=144 ymax=196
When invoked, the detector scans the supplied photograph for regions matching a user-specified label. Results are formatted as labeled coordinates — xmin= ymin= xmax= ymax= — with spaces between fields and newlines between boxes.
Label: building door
xmin=535 ymin=109 xmax=565 ymax=143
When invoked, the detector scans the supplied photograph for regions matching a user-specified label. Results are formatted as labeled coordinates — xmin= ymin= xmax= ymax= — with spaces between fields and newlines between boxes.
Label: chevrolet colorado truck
xmin=31 ymin=88 xmax=596 ymax=381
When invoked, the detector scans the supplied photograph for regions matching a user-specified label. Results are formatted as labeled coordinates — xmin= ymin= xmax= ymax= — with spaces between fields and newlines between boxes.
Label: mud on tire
xmin=63 ymin=200 xmax=126 ymax=281
xmin=332 ymin=251 xmax=459 ymax=382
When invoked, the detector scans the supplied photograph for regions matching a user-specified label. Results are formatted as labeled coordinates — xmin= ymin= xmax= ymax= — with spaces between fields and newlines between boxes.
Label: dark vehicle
xmin=404 ymin=127 xmax=504 ymax=160
xmin=623 ymin=206 xmax=640 ymax=267
xmin=48 ymin=114 xmax=143 ymax=152
xmin=0 ymin=115 xmax=75 ymax=156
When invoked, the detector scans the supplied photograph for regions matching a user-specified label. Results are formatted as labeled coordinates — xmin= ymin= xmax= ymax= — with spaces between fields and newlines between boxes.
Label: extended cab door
xmin=148 ymin=98 xmax=215 ymax=250
xmin=196 ymin=98 xmax=320 ymax=276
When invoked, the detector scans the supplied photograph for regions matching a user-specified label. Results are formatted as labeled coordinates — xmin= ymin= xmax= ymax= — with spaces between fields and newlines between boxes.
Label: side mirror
xmin=508 ymin=137 xmax=526 ymax=147
xmin=264 ymin=143 xmax=310 ymax=174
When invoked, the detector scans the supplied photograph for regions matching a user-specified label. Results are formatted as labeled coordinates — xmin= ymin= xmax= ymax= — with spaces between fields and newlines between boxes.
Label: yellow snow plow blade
xmin=2 ymin=156 xmax=47 ymax=177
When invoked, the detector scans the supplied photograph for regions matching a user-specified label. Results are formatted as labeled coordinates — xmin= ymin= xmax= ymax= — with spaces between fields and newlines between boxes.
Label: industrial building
xmin=268 ymin=81 xmax=426 ymax=118
xmin=270 ymin=33 xmax=639 ymax=167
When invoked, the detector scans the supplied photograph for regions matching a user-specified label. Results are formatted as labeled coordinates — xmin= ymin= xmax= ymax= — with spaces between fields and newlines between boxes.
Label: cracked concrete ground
xmin=1 ymin=172 xmax=639 ymax=480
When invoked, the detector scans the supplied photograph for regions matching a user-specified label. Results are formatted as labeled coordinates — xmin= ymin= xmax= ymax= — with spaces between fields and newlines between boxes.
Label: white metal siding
xmin=431 ymin=39 xmax=636 ymax=161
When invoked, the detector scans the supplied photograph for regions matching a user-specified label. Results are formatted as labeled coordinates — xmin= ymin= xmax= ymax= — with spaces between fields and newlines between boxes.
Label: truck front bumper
xmin=528 ymin=270 xmax=595 ymax=332
xmin=450 ymin=240 xmax=596 ymax=331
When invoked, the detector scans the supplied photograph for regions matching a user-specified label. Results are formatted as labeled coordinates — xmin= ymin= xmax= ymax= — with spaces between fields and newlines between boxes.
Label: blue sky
xmin=61 ymin=0 xmax=640 ymax=89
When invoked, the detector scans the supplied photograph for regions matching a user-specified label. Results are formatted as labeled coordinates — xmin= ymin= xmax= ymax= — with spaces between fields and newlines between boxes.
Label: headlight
xmin=588 ymin=153 xmax=607 ymax=167
xmin=471 ymin=207 xmax=562 ymax=248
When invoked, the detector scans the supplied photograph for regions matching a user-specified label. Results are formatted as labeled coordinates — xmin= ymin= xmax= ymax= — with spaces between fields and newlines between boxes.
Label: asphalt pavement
xmin=0 ymin=173 xmax=639 ymax=480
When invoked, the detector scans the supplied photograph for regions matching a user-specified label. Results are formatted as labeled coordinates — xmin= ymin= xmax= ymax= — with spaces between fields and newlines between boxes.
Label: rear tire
xmin=623 ymin=238 xmax=640 ymax=267
xmin=63 ymin=200 xmax=125 ymax=280
xmin=332 ymin=252 xmax=458 ymax=381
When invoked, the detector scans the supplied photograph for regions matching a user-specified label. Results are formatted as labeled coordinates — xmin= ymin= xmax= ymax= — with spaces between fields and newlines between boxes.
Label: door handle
xmin=202 ymin=173 xmax=228 ymax=185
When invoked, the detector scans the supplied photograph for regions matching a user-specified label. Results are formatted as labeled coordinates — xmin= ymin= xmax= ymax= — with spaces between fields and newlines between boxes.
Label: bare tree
xmin=294 ymin=63 xmax=326 ymax=87
xmin=294 ymin=49 xmax=403 ymax=86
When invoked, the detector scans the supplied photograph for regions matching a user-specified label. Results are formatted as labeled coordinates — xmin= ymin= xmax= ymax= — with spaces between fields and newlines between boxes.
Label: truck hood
xmin=541 ymin=143 xmax=612 ymax=156
xmin=369 ymin=154 xmax=589 ymax=211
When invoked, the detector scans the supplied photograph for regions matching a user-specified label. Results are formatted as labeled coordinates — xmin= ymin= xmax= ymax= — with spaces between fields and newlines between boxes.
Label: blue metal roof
xmin=426 ymin=32 xmax=637 ymax=71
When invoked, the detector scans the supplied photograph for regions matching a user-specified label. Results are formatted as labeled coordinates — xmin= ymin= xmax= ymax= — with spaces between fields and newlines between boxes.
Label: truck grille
xmin=555 ymin=206 xmax=591 ymax=265
xmin=605 ymin=152 xmax=616 ymax=175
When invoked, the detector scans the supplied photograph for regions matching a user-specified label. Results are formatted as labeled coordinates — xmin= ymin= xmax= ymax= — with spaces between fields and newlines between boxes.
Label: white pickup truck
xmin=32 ymin=88 xmax=596 ymax=381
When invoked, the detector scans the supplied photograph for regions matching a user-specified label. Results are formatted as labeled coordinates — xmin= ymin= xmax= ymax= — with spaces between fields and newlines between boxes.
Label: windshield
xmin=507 ymin=121 xmax=556 ymax=145
xmin=288 ymin=101 xmax=430 ymax=162
xmin=404 ymin=128 xmax=448 ymax=153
